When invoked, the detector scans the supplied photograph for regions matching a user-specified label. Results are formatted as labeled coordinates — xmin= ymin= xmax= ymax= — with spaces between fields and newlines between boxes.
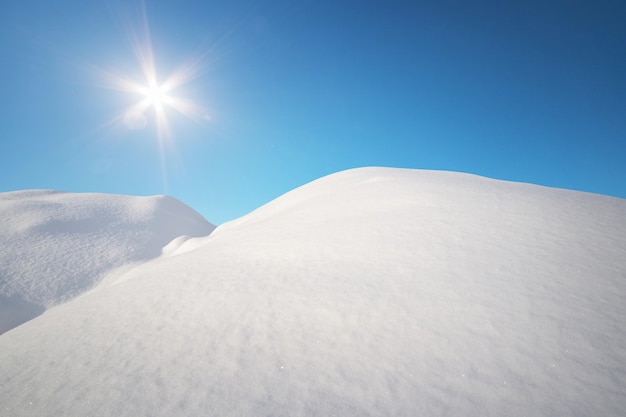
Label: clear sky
xmin=1 ymin=0 xmax=625 ymax=224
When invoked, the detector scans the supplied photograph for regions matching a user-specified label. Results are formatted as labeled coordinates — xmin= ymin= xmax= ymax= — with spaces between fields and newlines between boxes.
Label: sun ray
xmin=89 ymin=1 xmax=213 ymax=192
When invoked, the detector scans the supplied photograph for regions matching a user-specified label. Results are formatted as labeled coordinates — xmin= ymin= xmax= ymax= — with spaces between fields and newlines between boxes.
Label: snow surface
xmin=0 ymin=190 xmax=215 ymax=333
xmin=1 ymin=167 xmax=625 ymax=416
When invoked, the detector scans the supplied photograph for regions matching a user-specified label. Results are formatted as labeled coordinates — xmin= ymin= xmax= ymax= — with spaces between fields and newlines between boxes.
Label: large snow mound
xmin=0 ymin=190 xmax=215 ymax=333
xmin=1 ymin=168 xmax=625 ymax=416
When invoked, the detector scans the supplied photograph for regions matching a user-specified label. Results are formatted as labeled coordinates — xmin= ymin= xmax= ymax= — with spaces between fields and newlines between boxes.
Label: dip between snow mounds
xmin=0 ymin=190 xmax=215 ymax=334
xmin=1 ymin=167 xmax=626 ymax=417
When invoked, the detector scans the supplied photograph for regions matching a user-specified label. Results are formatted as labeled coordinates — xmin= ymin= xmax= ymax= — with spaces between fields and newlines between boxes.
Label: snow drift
xmin=0 ymin=190 xmax=215 ymax=333
xmin=1 ymin=167 xmax=625 ymax=416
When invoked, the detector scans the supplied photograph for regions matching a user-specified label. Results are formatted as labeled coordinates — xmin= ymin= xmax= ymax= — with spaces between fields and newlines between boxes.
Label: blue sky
xmin=1 ymin=0 xmax=625 ymax=224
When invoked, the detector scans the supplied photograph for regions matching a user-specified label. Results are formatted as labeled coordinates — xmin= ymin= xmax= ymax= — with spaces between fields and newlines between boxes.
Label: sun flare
xmin=96 ymin=6 xmax=210 ymax=138
xmin=94 ymin=3 xmax=212 ymax=192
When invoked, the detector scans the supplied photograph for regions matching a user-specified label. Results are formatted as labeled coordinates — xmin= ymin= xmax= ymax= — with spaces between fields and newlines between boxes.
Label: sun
xmin=95 ymin=3 xmax=210 ymax=136
xmin=141 ymin=81 xmax=171 ymax=107
xmin=92 ymin=20 xmax=214 ymax=151
xmin=98 ymin=48 xmax=208 ymax=137
xmin=94 ymin=2 xmax=212 ymax=192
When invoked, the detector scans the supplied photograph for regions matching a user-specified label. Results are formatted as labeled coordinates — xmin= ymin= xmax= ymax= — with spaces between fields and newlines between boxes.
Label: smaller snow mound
xmin=0 ymin=190 xmax=215 ymax=334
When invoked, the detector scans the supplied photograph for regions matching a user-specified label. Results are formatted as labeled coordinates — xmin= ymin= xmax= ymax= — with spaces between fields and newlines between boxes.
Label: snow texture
xmin=0 ymin=190 xmax=215 ymax=333
xmin=1 ymin=167 xmax=625 ymax=416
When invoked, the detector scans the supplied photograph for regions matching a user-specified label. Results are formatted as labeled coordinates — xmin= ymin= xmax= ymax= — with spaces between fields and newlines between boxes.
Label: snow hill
xmin=1 ymin=167 xmax=625 ymax=416
xmin=0 ymin=190 xmax=215 ymax=334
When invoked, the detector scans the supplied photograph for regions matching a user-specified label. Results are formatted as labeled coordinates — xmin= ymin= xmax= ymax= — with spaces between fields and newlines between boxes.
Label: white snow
xmin=0 ymin=190 xmax=214 ymax=333
xmin=1 ymin=167 xmax=625 ymax=416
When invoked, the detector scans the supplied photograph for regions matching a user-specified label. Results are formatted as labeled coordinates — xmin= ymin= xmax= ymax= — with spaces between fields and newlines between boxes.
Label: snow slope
xmin=1 ymin=168 xmax=625 ymax=416
xmin=0 ymin=190 xmax=215 ymax=333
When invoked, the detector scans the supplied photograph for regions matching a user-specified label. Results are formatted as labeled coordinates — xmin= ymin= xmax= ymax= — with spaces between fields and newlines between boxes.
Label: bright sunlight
xmin=94 ymin=1 xmax=212 ymax=192
xmin=142 ymin=81 xmax=170 ymax=107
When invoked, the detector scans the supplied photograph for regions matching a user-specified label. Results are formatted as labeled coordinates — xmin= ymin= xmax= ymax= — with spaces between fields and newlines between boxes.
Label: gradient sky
xmin=1 ymin=0 xmax=625 ymax=224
